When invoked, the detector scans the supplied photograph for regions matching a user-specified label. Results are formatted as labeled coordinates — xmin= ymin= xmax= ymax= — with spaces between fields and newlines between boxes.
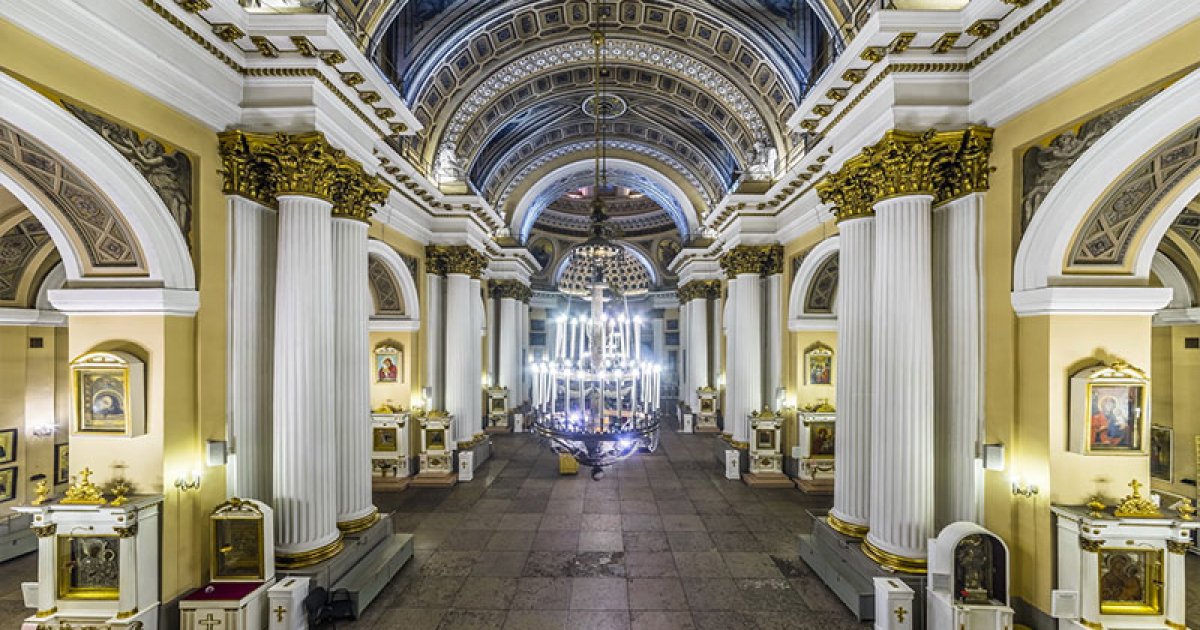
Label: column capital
xmin=678 ymin=279 xmax=722 ymax=303
xmin=719 ymin=244 xmax=783 ymax=279
xmin=489 ymin=279 xmax=532 ymax=302
xmin=816 ymin=126 xmax=993 ymax=222
xmin=426 ymin=244 xmax=489 ymax=278
xmin=217 ymin=129 xmax=388 ymax=221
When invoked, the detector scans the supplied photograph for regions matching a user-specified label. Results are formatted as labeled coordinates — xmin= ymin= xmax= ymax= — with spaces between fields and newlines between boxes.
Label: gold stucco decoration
xmin=815 ymin=127 xmax=994 ymax=222
xmin=426 ymin=245 xmax=489 ymax=278
xmin=719 ymin=245 xmax=783 ymax=279
xmin=677 ymin=279 xmax=723 ymax=303
xmin=1113 ymin=479 xmax=1162 ymax=518
xmin=489 ymin=279 xmax=532 ymax=302
xmin=61 ymin=467 xmax=107 ymax=506
xmin=218 ymin=130 xmax=387 ymax=222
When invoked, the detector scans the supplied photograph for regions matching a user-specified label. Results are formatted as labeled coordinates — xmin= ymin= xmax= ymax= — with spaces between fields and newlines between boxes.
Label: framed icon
xmin=70 ymin=351 xmax=145 ymax=437
xmin=0 ymin=428 xmax=15 ymax=465
xmin=804 ymin=342 xmax=833 ymax=386
xmin=1069 ymin=361 xmax=1148 ymax=455
xmin=0 ymin=467 xmax=14 ymax=503
xmin=1150 ymin=425 xmax=1172 ymax=482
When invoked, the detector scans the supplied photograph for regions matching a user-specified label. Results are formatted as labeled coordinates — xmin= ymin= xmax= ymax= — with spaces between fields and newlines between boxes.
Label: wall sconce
xmin=174 ymin=470 xmax=201 ymax=492
xmin=982 ymin=443 xmax=1005 ymax=471
xmin=30 ymin=423 xmax=55 ymax=438
xmin=1011 ymin=476 xmax=1039 ymax=498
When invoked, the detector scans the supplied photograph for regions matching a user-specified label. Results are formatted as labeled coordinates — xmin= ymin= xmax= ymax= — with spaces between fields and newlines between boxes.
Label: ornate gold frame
xmin=372 ymin=426 xmax=399 ymax=452
xmin=1096 ymin=547 xmax=1162 ymax=616
xmin=210 ymin=498 xmax=267 ymax=582
xmin=56 ymin=535 xmax=120 ymax=600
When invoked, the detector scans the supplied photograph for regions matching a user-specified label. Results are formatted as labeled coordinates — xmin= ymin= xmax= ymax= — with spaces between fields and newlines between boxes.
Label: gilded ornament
xmin=319 ymin=50 xmax=346 ymax=66
xmin=719 ymin=245 xmax=783 ymax=278
xmin=32 ymin=523 xmax=57 ymax=538
xmin=966 ymin=19 xmax=1001 ymax=39
xmin=32 ymin=480 xmax=50 ymax=506
xmin=109 ymin=480 xmax=131 ymax=507
xmin=1001 ymin=0 xmax=1032 ymax=5
xmin=115 ymin=523 xmax=138 ymax=538
xmin=426 ymin=245 xmax=489 ymax=278
xmin=175 ymin=0 xmax=210 ymax=12
xmin=290 ymin=36 xmax=318 ymax=57
xmin=62 ymin=468 xmax=107 ymax=505
xmin=211 ymin=23 xmax=245 ymax=42
xmin=932 ymin=32 xmax=961 ymax=54
xmin=842 ymin=69 xmax=867 ymax=84
xmin=1166 ymin=540 xmax=1189 ymax=555
xmin=359 ymin=91 xmax=382 ymax=104
xmin=489 ymin=279 xmax=532 ymax=302
xmin=889 ymin=32 xmax=916 ymax=54
xmin=390 ymin=123 xmax=410 ymax=134
xmin=375 ymin=108 xmax=395 ymax=119
xmin=1086 ymin=498 xmax=1107 ymax=518
xmin=1113 ymin=479 xmax=1162 ymax=518
xmin=341 ymin=72 xmax=365 ymax=87
xmin=1176 ymin=498 xmax=1195 ymax=520
xmin=860 ymin=47 xmax=886 ymax=63
xmin=826 ymin=88 xmax=848 ymax=102
xmin=250 ymin=36 xmax=280 ymax=58
xmin=677 ymin=279 xmax=721 ymax=303
xmin=813 ymin=104 xmax=833 ymax=117
xmin=1079 ymin=538 xmax=1103 ymax=553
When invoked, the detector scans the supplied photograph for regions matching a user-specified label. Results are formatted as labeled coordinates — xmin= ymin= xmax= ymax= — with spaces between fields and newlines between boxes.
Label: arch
xmin=788 ymin=236 xmax=840 ymax=331
xmin=0 ymin=72 xmax=194 ymax=290
xmin=512 ymin=159 xmax=699 ymax=241
xmin=1014 ymin=67 xmax=1200 ymax=292
xmin=551 ymin=242 xmax=659 ymax=286
xmin=1151 ymin=251 xmax=1194 ymax=309
xmin=367 ymin=239 xmax=420 ymax=330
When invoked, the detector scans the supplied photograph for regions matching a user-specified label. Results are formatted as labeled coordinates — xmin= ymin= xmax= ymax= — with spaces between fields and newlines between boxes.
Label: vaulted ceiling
xmin=355 ymin=1 xmax=833 ymax=234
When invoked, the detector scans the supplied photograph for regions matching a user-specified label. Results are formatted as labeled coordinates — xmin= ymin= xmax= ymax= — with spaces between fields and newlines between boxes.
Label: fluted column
xmin=426 ymin=273 xmax=445 ymax=409
xmin=226 ymin=196 xmax=275 ymax=502
xmin=730 ymin=273 xmax=761 ymax=444
xmin=765 ymin=273 xmax=783 ymax=407
xmin=933 ymin=193 xmax=984 ymax=527
xmin=678 ymin=300 xmax=690 ymax=405
xmin=722 ymin=281 xmax=738 ymax=434
xmin=115 ymin=524 xmax=138 ymax=618
xmin=470 ymin=277 xmax=484 ymax=435
xmin=498 ymin=297 xmax=519 ymax=398
xmin=445 ymin=272 xmax=474 ymax=441
xmin=709 ymin=293 xmax=722 ymax=392
xmin=828 ymin=216 xmax=874 ymax=538
xmin=688 ymin=295 xmax=709 ymax=410
xmin=865 ymin=194 xmax=935 ymax=572
xmin=332 ymin=216 xmax=377 ymax=532
xmin=273 ymin=194 xmax=342 ymax=565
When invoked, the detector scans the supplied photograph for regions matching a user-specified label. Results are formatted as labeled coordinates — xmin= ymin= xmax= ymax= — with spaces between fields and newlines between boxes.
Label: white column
xmin=829 ymin=216 xmax=874 ymax=538
xmin=33 ymin=526 xmax=56 ymax=616
xmin=723 ymin=281 xmax=738 ymax=434
xmin=273 ymin=195 xmax=341 ymax=564
xmin=866 ymin=195 xmax=935 ymax=570
xmin=487 ymin=293 xmax=498 ymax=385
xmin=226 ymin=196 xmax=275 ymax=502
xmin=519 ymin=301 xmax=530 ymax=406
xmin=933 ymin=193 xmax=984 ymax=528
xmin=332 ymin=216 xmax=376 ymax=530
xmin=425 ymin=273 xmax=445 ymax=409
xmin=687 ymin=297 xmax=709 ymax=411
xmin=678 ymin=301 xmax=690 ymax=406
xmin=709 ymin=293 xmax=722 ymax=391
xmin=731 ymin=274 xmax=762 ymax=444
xmin=116 ymin=525 xmax=138 ymax=618
xmin=470 ymin=277 xmax=484 ymax=436
xmin=652 ymin=318 xmax=666 ymax=366
xmin=765 ymin=273 xmax=782 ymax=408
xmin=444 ymin=272 xmax=473 ymax=443
xmin=499 ymin=296 xmax=521 ymax=403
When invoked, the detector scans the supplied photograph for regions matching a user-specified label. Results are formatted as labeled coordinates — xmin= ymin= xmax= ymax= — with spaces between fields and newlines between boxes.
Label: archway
xmin=788 ymin=236 xmax=840 ymax=331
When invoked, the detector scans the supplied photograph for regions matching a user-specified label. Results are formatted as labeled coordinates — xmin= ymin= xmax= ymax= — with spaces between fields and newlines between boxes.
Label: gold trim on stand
xmin=34 ymin=608 xmax=56 ymax=618
xmin=826 ymin=513 xmax=869 ymax=539
xmin=337 ymin=508 xmax=381 ymax=535
xmin=275 ymin=535 xmax=345 ymax=569
xmin=861 ymin=539 xmax=928 ymax=574
xmin=115 ymin=608 xmax=138 ymax=619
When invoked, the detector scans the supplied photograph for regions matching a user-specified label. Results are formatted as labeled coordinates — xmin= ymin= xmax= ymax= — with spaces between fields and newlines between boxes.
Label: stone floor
xmin=1 ymin=429 xmax=1197 ymax=629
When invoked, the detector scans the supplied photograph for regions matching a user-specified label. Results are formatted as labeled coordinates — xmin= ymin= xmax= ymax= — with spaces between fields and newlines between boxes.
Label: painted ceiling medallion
xmin=581 ymin=94 xmax=627 ymax=120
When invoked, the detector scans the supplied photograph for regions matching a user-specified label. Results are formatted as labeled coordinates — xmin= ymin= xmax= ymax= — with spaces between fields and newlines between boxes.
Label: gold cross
xmin=274 ymin=606 xmax=287 ymax=622
xmin=1129 ymin=479 xmax=1143 ymax=496
xmin=198 ymin=612 xmax=222 ymax=628
xmin=894 ymin=606 xmax=908 ymax=623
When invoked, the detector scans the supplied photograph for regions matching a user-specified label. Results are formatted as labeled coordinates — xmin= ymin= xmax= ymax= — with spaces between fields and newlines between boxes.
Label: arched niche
xmin=1014 ymin=66 xmax=1200 ymax=294
xmin=0 ymin=72 xmax=194 ymax=292
xmin=367 ymin=239 xmax=420 ymax=332
xmin=788 ymin=236 xmax=840 ymax=331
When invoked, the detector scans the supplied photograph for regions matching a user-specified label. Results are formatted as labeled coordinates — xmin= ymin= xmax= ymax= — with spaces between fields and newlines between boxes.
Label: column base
xmin=827 ymin=512 xmax=869 ymax=539
xmin=276 ymin=535 xmax=345 ymax=570
xmin=337 ymin=507 xmax=381 ymax=535
xmin=861 ymin=538 xmax=928 ymax=574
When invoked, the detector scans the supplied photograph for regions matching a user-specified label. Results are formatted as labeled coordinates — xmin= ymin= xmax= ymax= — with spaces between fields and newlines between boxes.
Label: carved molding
xmin=815 ymin=127 xmax=994 ymax=221
xmin=719 ymin=244 xmax=783 ymax=278
xmin=426 ymin=244 xmax=488 ymax=278
xmin=217 ymin=130 xmax=388 ymax=221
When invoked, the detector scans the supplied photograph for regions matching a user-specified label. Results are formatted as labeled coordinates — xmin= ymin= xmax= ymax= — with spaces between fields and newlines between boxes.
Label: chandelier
xmin=531 ymin=2 xmax=661 ymax=479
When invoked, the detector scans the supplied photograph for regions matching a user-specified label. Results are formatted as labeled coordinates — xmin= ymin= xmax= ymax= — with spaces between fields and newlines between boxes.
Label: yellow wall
xmin=1 ymin=17 xmax=230 ymax=600
xmin=981 ymin=20 xmax=1200 ymax=613
xmin=781 ymin=221 xmax=838 ymax=450
xmin=0 ymin=326 xmax=68 ymax=517
xmin=369 ymin=332 xmax=415 ymax=411
xmin=1150 ymin=324 xmax=1200 ymax=499
xmin=368 ymin=223 xmax=427 ymax=405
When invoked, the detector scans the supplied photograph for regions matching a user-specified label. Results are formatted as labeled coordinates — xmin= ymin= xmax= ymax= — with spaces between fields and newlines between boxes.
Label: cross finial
xmin=894 ymin=606 xmax=908 ymax=623
xmin=274 ymin=606 xmax=287 ymax=622
xmin=79 ymin=467 xmax=93 ymax=483
xmin=1129 ymin=479 xmax=1143 ymax=496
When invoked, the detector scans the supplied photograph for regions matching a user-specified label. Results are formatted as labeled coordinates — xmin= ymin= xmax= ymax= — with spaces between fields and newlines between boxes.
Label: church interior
xmin=1 ymin=1 xmax=1199 ymax=629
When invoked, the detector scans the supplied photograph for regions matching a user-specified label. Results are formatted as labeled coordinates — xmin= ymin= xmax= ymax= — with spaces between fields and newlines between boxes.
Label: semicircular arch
xmin=788 ymin=236 xmax=840 ymax=330
xmin=367 ymin=239 xmax=421 ymax=326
